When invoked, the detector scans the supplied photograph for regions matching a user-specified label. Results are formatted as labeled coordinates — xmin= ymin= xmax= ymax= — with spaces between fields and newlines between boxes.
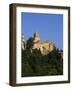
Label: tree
xmin=22 ymin=36 xmax=63 ymax=77
xmin=26 ymin=37 xmax=33 ymax=50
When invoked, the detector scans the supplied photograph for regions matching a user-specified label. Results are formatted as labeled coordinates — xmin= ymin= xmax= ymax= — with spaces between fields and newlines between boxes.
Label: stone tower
xmin=33 ymin=32 xmax=40 ymax=42
xmin=33 ymin=32 xmax=41 ymax=49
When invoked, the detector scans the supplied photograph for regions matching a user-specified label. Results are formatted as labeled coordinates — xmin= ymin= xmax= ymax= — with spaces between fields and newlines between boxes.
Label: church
xmin=32 ymin=32 xmax=54 ymax=55
xmin=21 ymin=32 xmax=55 ymax=55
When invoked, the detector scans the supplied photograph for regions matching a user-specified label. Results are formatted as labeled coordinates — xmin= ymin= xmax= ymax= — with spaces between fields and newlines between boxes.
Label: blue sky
xmin=21 ymin=12 xmax=63 ymax=50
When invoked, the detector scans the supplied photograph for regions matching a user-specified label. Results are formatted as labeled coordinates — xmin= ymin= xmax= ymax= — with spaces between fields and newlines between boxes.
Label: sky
xmin=21 ymin=12 xmax=63 ymax=50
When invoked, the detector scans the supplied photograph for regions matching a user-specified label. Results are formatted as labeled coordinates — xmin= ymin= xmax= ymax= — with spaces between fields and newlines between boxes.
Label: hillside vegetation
xmin=22 ymin=37 xmax=63 ymax=77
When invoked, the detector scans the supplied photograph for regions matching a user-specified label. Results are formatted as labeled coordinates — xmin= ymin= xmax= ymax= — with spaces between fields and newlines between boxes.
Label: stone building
xmin=21 ymin=32 xmax=55 ymax=55
xmin=32 ymin=32 xmax=54 ymax=55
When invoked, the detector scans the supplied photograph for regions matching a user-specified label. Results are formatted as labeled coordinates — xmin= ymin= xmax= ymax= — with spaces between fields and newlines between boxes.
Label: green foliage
xmin=26 ymin=37 xmax=33 ymax=50
xmin=22 ymin=38 xmax=63 ymax=77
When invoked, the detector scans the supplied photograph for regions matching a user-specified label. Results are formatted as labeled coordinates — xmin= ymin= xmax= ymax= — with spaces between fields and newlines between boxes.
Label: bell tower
xmin=33 ymin=32 xmax=40 ymax=42
xmin=33 ymin=32 xmax=41 ymax=49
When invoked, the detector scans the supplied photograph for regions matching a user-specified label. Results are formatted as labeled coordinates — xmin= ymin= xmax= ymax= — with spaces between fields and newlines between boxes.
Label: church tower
xmin=33 ymin=32 xmax=40 ymax=42
xmin=33 ymin=32 xmax=41 ymax=49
